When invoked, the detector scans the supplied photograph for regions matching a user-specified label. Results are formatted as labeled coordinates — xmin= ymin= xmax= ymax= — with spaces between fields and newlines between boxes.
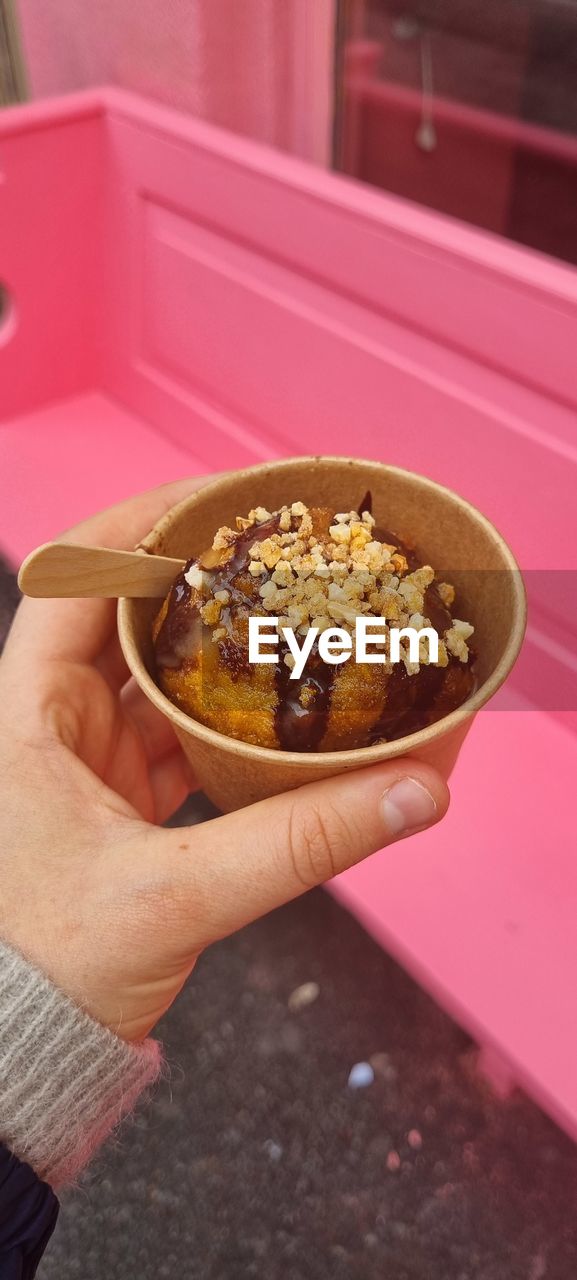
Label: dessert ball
xmin=152 ymin=500 xmax=475 ymax=752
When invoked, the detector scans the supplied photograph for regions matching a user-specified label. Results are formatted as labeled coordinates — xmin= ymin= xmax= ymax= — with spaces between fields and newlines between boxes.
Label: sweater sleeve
xmin=0 ymin=939 xmax=162 ymax=1189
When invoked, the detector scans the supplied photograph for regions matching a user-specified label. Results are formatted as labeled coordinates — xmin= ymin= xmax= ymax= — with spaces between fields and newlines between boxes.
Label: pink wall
xmin=15 ymin=0 xmax=335 ymax=162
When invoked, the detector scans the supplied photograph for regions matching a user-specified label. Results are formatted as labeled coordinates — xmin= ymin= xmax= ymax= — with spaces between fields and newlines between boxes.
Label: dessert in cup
xmin=118 ymin=457 xmax=526 ymax=811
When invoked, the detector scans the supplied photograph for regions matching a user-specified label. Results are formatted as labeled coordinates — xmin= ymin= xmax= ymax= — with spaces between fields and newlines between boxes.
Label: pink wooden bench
xmin=1 ymin=88 xmax=576 ymax=1135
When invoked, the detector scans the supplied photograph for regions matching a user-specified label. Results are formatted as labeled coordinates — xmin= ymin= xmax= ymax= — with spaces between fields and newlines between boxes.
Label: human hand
xmin=0 ymin=479 xmax=449 ymax=1042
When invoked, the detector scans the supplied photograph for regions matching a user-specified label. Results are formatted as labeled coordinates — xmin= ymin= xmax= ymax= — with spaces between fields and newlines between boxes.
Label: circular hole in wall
xmin=0 ymin=283 xmax=11 ymax=328
xmin=0 ymin=283 xmax=15 ymax=343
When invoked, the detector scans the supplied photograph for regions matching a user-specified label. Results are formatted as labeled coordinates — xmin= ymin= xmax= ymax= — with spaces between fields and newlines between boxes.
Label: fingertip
xmin=314 ymin=756 xmax=449 ymax=853
xmin=393 ymin=758 xmax=451 ymax=822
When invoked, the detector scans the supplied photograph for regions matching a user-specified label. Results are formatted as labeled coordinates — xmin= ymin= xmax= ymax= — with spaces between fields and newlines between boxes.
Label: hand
xmin=0 ymin=479 xmax=449 ymax=1042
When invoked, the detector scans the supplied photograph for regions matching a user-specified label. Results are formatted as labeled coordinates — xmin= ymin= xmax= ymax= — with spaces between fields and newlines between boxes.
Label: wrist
xmin=0 ymin=938 xmax=162 ymax=1187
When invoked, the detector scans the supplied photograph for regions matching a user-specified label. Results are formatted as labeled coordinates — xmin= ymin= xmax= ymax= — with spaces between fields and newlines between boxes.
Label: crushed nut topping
xmin=184 ymin=502 xmax=474 ymax=674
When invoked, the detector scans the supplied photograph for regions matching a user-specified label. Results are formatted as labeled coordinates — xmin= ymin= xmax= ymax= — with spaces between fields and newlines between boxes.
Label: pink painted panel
xmin=93 ymin=91 xmax=577 ymax=697
xmin=133 ymin=200 xmax=577 ymax=573
xmin=0 ymin=98 xmax=105 ymax=417
xmin=0 ymin=88 xmax=557 ymax=693
xmin=104 ymin=90 xmax=577 ymax=414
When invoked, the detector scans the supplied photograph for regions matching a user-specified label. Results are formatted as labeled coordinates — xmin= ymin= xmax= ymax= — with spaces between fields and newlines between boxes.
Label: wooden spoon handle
xmin=18 ymin=543 xmax=186 ymax=599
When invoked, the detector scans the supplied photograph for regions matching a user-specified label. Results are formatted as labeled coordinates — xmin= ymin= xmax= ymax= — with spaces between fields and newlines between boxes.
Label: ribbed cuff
xmin=0 ymin=940 xmax=162 ymax=1189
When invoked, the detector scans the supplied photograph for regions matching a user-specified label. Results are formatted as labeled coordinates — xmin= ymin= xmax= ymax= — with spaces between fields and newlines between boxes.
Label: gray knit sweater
xmin=0 ymin=939 xmax=161 ymax=1188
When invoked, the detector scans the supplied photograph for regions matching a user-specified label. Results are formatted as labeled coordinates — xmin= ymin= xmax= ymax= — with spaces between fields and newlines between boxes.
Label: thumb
xmin=153 ymin=760 xmax=449 ymax=952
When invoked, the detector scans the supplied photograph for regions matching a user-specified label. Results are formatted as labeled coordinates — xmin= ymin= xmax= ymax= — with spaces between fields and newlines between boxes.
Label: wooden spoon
xmin=18 ymin=542 xmax=188 ymax=599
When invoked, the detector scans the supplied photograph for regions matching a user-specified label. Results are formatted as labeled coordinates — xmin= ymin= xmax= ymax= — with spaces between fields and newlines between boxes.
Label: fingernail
xmin=381 ymin=777 xmax=437 ymax=839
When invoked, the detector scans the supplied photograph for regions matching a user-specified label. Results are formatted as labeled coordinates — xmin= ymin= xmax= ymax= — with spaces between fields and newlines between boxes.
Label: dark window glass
xmin=335 ymin=0 xmax=577 ymax=266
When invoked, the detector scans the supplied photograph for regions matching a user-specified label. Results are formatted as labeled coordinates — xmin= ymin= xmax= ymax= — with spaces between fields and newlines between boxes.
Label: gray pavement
xmin=38 ymin=871 xmax=577 ymax=1280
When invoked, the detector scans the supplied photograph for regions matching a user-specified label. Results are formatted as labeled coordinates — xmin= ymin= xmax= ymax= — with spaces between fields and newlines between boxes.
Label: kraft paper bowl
xmin=117 ymin=457 xmax=526 ymax=811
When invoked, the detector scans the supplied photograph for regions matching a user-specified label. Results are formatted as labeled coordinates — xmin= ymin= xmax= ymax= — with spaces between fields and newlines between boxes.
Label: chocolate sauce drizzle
xmin=154 ymin=576 xmax=194 ymax=668
xmin=274 ymin=647 xmax=335 ymax=752
xmin=155 ymin=495 xmax=475 ymax=752
xmin=155 ymin=517 xmax=279 ymax=670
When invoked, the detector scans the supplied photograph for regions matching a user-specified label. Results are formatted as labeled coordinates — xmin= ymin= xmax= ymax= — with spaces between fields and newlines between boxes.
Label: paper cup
xmin=118 ymin=457 xmax=526 ymax=811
